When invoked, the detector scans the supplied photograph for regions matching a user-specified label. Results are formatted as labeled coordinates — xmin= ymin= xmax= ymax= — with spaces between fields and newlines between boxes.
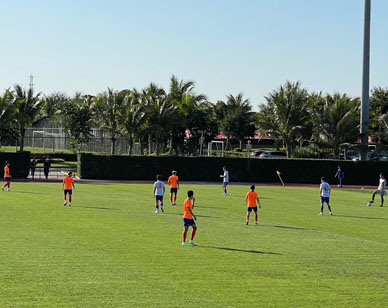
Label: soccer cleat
xmin=189 ymin=240 xmax=198 ymax=246
xmin=64 ymin=201 xmax=67 ymax=206
xmin=7 ymin=188 xmax=10 ymax=192
xmin=245 ymin=221 xmax=249 ymax=226
xmin=1 ymin=187 xmax=4 ymax=191
xmin=380 ymin=205 xmax=384 ymax=207
xmin=368 ymin=201 xmax=373 ymax=206
xmin=68 ymin=203 xmax=71 ymax=207
xmin=182 ymin=242 xmax=189 ymax=246
xmin=160 ymin=207 xmax=164 ymax=212
xmin=155 ymin=209 xmax=159 ymax=213
xmin=255 ymin=222 xmax=258 ymax=225
xmin=318 ymin=213 xmax=323 ymax=216
xmin=329 ymin=212 xmax=333 ymax=216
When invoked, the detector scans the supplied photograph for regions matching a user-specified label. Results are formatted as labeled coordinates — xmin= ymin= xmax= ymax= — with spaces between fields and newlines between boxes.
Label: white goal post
xmin=208 ymin=141 xmax=224 ymax=157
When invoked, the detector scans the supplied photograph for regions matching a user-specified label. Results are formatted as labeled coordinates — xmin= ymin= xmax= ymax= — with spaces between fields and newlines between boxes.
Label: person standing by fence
xmin=44 ymin=158 xmax=51 ymax=180
xmin=30 ymin=159 xmax=37 ymax=179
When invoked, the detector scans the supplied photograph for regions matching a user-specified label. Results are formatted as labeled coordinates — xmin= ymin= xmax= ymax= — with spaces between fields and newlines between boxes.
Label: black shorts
xmin=183 ymin=218 xmax=195 ymax=226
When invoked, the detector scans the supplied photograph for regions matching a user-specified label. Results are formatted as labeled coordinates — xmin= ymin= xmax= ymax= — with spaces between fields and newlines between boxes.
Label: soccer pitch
xmin=1 ymin=182 xmax=387 ymax=307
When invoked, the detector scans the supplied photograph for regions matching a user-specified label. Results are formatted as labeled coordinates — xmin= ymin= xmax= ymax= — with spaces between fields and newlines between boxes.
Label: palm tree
xmin=144 ymin=83 xmax=176 ymax=155
xmin=369 ymin=87 xmax=388 ymax=144
xmin=168 ymin=75 xmax=212 ymax=155
xmin=169 ymin=75 xmax=195 ymax=104
xmin=13 ymin=84 xmax=42 ymax=151
xmin=306 ymin=92 xmax=325 ymax=147
xmin=119 ymin=89 xmax=148 ymax=154
xmin=93 ymin=88 xmax=127 ymax=154
xmin=219 ymin=93 xmax=256 ymax=148
xmin=257 ymin=81 xmax=309 ymax=157
xmin=0 ymin=89 xmax=18 ymax=145
xmin=36 ymin=93 xmax=67 ymax=125
xmin=0 ymin=89 xmax=15 ymax=124
xmin=321 ymin=93 xmax=360 ymax=157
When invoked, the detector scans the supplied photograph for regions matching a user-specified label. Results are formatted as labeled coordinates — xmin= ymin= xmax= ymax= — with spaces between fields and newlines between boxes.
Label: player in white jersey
xmin=368 ymin=173 xmax=386 ymax=207
xmin=220 ymin=166 xmax=229 ymax=196
xmin=153 ymin=174 xmax=165 ymax=213
xmin=319 ymin=176 xmax=333 ymax=216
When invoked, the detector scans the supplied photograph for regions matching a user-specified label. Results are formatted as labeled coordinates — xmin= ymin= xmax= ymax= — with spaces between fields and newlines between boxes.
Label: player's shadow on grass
xmin=270 ymin=225 xmax=309 ymax=231
xmin=200 ymin=246 xmax=281 ymax=255
xmin=195 ymin=205 xmax=225 ymax=209
xmin=335 ymin=214 xmax=388 ymax=221
xmin=73 ymin=205 xmax=120 ymax=211
xmin=13 ymin=191 xmax=48 ymax=195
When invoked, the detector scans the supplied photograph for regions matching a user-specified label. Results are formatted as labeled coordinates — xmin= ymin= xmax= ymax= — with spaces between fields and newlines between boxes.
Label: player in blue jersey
xmin=220 ymin=166 xmax=229 ymax=196
xmin=153 ymin=174 xmax=165 ymax=213
xmin=319 ymin=176 xmax=333 ymax=216
xmin=334 ymin=165 xmax=344 ymax=188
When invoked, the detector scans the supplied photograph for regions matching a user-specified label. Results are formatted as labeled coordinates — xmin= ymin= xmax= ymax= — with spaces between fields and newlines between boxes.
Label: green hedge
xmin=0 ymin=152 xmax=30 ymax=178
xmin=78 ymin=153 xmax=388 ymax=185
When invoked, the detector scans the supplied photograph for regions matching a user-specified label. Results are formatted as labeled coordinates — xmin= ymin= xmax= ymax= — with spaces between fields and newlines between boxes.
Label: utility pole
xmin=360 ymin=0 xmax=371 ymax=161
xmin=29 ymin=74 xmax=34 ymax=91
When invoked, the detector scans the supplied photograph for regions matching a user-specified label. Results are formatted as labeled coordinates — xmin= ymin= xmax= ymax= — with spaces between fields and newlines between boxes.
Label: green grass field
xmin=1 ymin=182 xmax=387 ymax=307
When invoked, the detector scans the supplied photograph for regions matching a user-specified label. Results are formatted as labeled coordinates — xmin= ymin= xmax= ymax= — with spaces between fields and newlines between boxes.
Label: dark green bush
xmin=78 ymin=153 xmax=388 ymax=185
xmin=292 ymin=147 xmax=320 ymax=159
xmin=0 ymin=152 xmax=30 ymax=178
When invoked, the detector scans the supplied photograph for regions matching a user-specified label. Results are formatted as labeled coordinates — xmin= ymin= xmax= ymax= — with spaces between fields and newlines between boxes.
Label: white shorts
xmin=375 ymin=190 xmax=386 ymax=195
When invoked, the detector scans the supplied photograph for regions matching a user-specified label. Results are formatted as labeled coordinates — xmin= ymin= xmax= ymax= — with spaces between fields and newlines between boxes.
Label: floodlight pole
xmin=360 ymin=0 xmax=371 ymax=161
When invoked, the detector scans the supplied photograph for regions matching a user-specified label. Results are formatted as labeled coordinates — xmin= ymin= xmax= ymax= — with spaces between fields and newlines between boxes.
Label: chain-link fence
xmin=23 ymin=128 xmax=141 ymax=154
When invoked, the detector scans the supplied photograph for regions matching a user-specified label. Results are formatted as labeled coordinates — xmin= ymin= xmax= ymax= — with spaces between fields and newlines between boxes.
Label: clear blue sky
xmin=1 ymin=0 xmax=388 ymax=108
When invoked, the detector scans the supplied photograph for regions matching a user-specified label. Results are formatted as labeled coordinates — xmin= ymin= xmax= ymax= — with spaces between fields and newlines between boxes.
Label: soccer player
xmin=245 ymin=185 xmax=261 ymax=225
xmin=153 ymin=174 xmax=165 ymax=213
xmin=62 ymin=171 xmax=75 ymax=206
xmin=368 ymin=173 xmax=386 ymax=207
xmin=168 ymin=170 xmax=179 ymax=205
xmin=182 ymin=190 xmax=198 ymax=246
xmin=319 ymin=176 xmax=332 ymax=216
xmin=1 ymin=161 xmax=11 ymax=192
xmin=30 ymin=159 xmax=37 ymax=179
xmin=44 ymin=157 xmax=51 ymax=180
xmin=334 ymin=165 xmax=344 ymax=188
xmin=220 ymin=166 xmax=229 ymax=196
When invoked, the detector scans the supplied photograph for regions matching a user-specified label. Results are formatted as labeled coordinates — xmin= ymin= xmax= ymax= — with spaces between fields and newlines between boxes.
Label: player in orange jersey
xmin=1 ymin=161 xmax=11 ymax=192
xmin=168 ymin=170 xmax=179 ymax=205
xmin=182 ymin=190 xmax=198 ymax=246
xmin=245 ymin=185 xmax=261 ymax=226
xmin=62 ymin=171 xmax=75 ymax=206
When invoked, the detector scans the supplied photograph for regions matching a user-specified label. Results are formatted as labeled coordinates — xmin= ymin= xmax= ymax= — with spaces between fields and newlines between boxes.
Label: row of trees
xmin=0 ymin=76 xmax=255 ymax=155
xmin=1 ymin=77 xmax=388 ymax=157
xmin=257 ymin=82 xmax=388 ymax=158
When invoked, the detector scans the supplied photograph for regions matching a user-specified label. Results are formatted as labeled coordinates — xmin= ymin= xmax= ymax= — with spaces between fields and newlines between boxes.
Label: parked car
xmin=352 ymin=151 xmax=378 ymax=161
xmin=347 ymin=151 xmax=358 ymax=160
xmin=259 ymin=151 xmax=287 ymax=158
xmin=377 ymin=151 xmax=388 ymax=161
xmin=250 ymin=150 xmax=264 ymax=157
xmin=338 ymin=150 xmax=358 ymax=160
